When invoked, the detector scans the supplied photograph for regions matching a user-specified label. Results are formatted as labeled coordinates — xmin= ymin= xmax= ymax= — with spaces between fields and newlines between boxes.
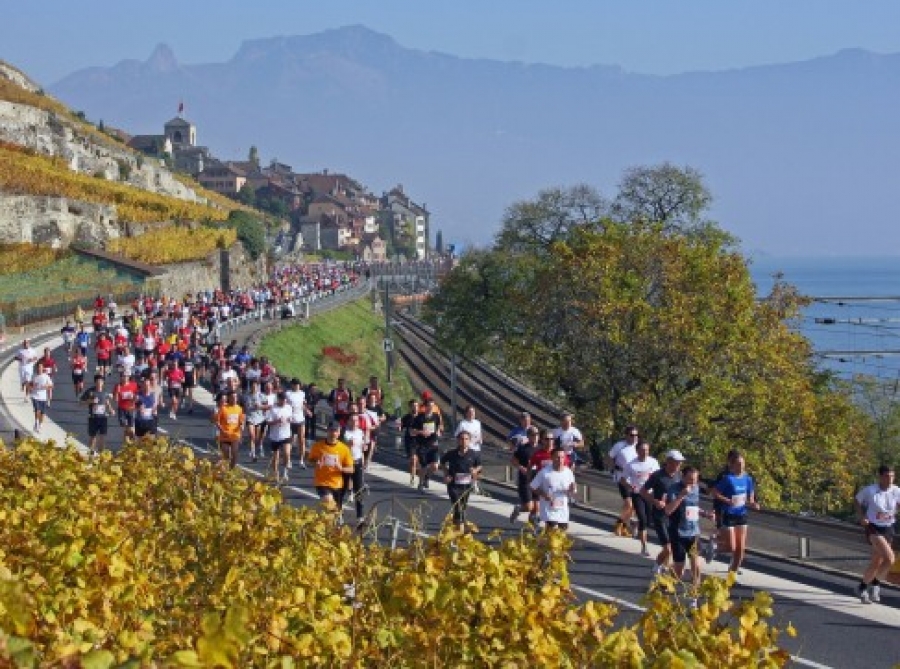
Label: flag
xmin=178 ymin=100 xmax=184 ymax=115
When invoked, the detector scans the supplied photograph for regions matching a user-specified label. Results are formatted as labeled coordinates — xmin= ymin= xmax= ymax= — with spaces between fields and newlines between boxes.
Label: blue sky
xmin=4 ymin=1 xmax=900 ymax=86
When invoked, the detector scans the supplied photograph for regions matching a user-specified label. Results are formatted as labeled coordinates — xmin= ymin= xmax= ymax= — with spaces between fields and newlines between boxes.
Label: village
xmin=125 ymin=113 xmax=433 ymax=262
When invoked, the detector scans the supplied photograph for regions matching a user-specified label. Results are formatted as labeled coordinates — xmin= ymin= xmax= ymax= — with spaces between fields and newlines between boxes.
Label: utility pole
xmin=450 ymin=353 xmax=458 ymax=430
xmin=384 ymin=283 xmax=393 ymax=382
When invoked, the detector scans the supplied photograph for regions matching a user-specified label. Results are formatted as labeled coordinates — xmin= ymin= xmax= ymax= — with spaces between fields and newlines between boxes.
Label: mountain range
xmin=47 ymin=25 xmax=900 ymax=256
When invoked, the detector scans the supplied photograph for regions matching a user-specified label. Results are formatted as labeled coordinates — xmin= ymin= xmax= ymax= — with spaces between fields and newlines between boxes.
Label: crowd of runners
xmin=11 ymin=258 xmax=899 ymax=606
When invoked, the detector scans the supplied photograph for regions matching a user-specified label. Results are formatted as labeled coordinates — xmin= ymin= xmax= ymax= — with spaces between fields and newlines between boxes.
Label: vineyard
xmin=0 ymin=438 xmax=794 ymax=667
xmin=107 ymin=225 xmax=237 ymax=264
xmin=0 ymin=243 xmax=64 ymax=275
xmin=0 ymin=142 xmax=232 ymax=225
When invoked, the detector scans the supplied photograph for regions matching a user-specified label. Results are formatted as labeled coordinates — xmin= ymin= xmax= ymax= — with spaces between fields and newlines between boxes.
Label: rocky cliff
xmin=0 ymin=61 xmax=211 ymax=247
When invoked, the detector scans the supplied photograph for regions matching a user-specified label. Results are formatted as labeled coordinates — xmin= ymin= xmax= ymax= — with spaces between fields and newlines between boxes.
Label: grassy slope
xmin=257 ymin=297 xmax=414 ymax=414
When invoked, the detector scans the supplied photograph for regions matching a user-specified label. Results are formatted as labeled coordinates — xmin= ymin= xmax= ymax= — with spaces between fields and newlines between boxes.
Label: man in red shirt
xmin=94 ymin=333 xmax=114 ymax=377
xmin=114 ymin=371 xmax=139 ymax=442
xmin=37 ymin=347 xmax=57 ymax=378
xmin=162 ymin=360 xmax=185 ymax=420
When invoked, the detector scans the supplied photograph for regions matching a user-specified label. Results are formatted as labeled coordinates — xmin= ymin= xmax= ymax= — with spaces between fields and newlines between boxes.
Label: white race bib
xmin=140 ymin=408 xmax=154 ymax=420
xmin=550 ymin=492 xmax=569 ymax=510
xmin=454 ymin=473 xmax=472 ymax=485
xmin=93 ymin=405 xmax=107 ymax=416
xmin=685 ymin=506 xmax=700 ymax=522
xmin=731 ymin=493 xmax=747 ymax=507
xmin=322 ymin=454 xmax=340 ymax=468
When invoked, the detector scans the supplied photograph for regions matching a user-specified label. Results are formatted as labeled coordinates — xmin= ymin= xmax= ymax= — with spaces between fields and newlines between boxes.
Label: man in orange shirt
xmin=215 ymin=389 xmax=245 ymax=469
xmin=308 ymin=420 xmax=355 ymax=518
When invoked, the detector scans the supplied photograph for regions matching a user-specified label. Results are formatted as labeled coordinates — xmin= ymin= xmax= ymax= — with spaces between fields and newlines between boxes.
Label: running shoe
xmin=859 ymin=588 xmax=872 ymax=604
xmin=869 ymin=585 xmax=881 ymax=603
xmin=299 ymin=461 xmax=307 ymax=469
xmin=641 ymin=548 xmax=650 ymax=557
xmin=509 ymin=505 xmax=519 ymax=524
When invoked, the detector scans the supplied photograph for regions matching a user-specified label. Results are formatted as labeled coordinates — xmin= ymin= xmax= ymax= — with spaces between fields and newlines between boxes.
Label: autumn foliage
xmin=107 ymin=225 xmax=237 ymax=264
xmin=0 ymin=438 xmax=794 ymax=667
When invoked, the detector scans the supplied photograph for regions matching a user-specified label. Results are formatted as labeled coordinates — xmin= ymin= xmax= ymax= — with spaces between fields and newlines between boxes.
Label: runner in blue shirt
xmin=666 ymin=465 xmax=714 ymax=607
xmin=712 ymin=452 xmax=759 ymax=576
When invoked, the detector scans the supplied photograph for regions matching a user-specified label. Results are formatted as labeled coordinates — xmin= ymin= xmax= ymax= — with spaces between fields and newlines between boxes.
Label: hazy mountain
xmin=48 ymin=26 xmax=900 ymax=255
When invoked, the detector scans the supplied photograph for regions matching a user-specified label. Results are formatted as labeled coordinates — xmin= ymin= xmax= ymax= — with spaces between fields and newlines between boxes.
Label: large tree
xmin=612 ymin=163 xmax=714 ymax=234
xmin=427 ymin=190 xmax=871 ymax=512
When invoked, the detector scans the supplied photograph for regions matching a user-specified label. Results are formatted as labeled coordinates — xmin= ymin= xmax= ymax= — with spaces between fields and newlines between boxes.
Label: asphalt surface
xmin=4 ymin=332 xmax=900 ymax=668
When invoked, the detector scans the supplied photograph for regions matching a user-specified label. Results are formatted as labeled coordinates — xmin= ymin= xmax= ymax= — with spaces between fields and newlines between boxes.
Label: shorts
xmin=545 ymin=521 xmax=569 ymax=530
xmin=167 ymin=387 xmax=183 ymax=399
xmin=721 ymin=514 xmax=749 ymax=528
xmin=117 ymin=407 xmax=135 ymax=427
xmin=416 ymin=446 xmax=440 ymax=466
xmin=19 ymin=369 xmax=33 ymax=385
xmin=184 ymin=374 xmax=196 ymax=389
xmin=653 ymin=516 xmax=672 ymax=546
xmin=135 ymin=419 xmax=157 ymax=437
xmin=270 ymin=438 xmax=290 ymax=452
xmin=88 ymin=415 xmax=108 ymax=437
xmin=671 ymin=535 xmax=700 ymax=564
xmin=72 ymin=371 xmax=85 ymax=384
xmin=290 ymin=421 xmax=305 ymax=436
xmin=31 ymin=398 xmax=47 ymax=414
xmin=617 ymin=478 xmax=632 ymax=500
xmin=316 ymin=486 xmax=343 ymax=501
xmin=517 ymin=479 xmax=535 ymax=505
xmin=866 ymin=523 xmax=896 ymax=544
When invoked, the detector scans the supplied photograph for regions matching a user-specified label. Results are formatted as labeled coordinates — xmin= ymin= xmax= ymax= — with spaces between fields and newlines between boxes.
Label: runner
xmin=401 ymin=399 xmax=421 ymax=485
xmin=308 ymin=420 xmax=354 ymax=520
xmin=854 ymin=465 xmax=900 ymax=604
xmin=665 ymin=465 xmax=714 ymax=607
xmin=162 ymin=359 xmax=185 ymax=419
xmin=94 ymin=332 xmax=114 ymax=378
xmin=61 ymin=320 xmax=77 ymax=358
xmin=16 ymin=339 xmax=38 ymax=398
xmin=37 ymin=347 xmax=57 ymax=379
xmin=623 ymin=440 xmax=660 ymax=556
xmin=361 ymin=375 xmax=383 ymax=406
xmin=27 ymin=361 xmax=53 ymax=434
xmin=711 ymin=451 xmax=759 ymax=577
xmin=551 ymin=412 xmax=585 ymax=468
xmin=71 ymin=346 xmax=88 ymax=395
xmin=74 ymin=326 xmax=91 ymax=359
xmin=507 ymin=412 xmax=532 ymax=449
xmin=455 ymin=405 xmax=483 ymax=452
xmin=181 ymin=348 xmax=199 ymax=414
xmin=113 ymin=371 xmax=138 ymax=443
xmin=362 ymin=391 xmax=386 ymax=468
xmin=608 ymin=426 xmax=640 ymax=537
xmin=530 ymin=446 xmax=577 ymax=532
xmin=641 ymin=450 xmax=686 ymax=575
xmin=440 ymin=431 xmax=483 ymax=531
xmin=341 ymin=413 xmax=368 ymax=526
xmin=266 ymin=392 xmax=293 ymax=483
xmin=509 ymin=425 xmax=540 ymax=525
xmin=134 ymin=376 xmax=159 ymax=439
xmin=81 ymin=374 xmax=113 ymax=455
xmin=413 ymin=397 xmax=443 ymax=491
xmin=215 ymin=389 xmax=245 ymax=469
xmin=285 ymin=378 xmax=307 ymax=468
xmin=328 ymin=377 xmax=354 ymax=428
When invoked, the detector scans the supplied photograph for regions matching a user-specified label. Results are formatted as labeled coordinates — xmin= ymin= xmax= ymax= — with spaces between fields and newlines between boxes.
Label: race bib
xmin=226 ymin=414 xmax=239 ymax=425
xmin=421 ymin=422 xmax=435 ymax=437
xmin=140 ymin=408 xmax=154 ymax=420
xmin=731 ymin=494 xmax=747 ymax=508
xmin=93 ymin=405 xmax=107 ymax=416
xmin=454 ymin=473 xmax=472 ymax=485
xmin=550 ymin=491 xmax=568 ymax=510
xmin=875 ymin=511 xmax=894 ymax=522
xmin=184 ymin=363 xmax=194 ymax=372
xmin=685 ymin=506 xmax=700 ymax=522
xmin=322 ymin=454 xmax=340 ymax=468
xmin=337 ymin=401 xmax=349 ymax=412
xmin=121 ymin=391 xmax=133 ymax=400
xmin=170 ymin=382 xmax=182 ymax=388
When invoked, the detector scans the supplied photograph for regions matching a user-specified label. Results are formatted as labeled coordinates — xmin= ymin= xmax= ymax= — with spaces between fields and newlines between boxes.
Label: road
xmin=3 ymin=333 xmax=900 ymax=668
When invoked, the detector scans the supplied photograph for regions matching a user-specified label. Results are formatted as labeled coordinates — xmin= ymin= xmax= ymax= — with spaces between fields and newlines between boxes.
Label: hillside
xmin=0 ymin=59 xmax=241 ymax=252
xmin=47 ymin=26 xmax=900 ymax=256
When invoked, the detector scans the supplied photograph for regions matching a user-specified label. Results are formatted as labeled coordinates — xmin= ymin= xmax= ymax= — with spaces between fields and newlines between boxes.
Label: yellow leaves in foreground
xmin=0 ymin=438 xmax=794 ymax=667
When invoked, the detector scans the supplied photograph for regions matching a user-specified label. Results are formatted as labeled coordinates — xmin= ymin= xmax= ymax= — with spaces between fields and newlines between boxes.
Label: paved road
xmin=3 ymin=334 xmax=900 ymax=668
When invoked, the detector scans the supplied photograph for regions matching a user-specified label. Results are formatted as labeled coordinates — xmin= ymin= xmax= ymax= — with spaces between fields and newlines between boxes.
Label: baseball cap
xmin=327 ymin=420 xmax=342 ymax=431
xmin=421 ymin=390 xmax=433 ymax=400
xmin=665 ymin=450 xmax=686 ymax=462
xmin=526 ymin=426 xmax=540 ymax=435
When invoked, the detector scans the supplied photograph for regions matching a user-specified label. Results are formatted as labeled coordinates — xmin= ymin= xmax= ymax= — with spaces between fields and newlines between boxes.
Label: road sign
xmin=383 ymin=338 xmax=394 ymax=352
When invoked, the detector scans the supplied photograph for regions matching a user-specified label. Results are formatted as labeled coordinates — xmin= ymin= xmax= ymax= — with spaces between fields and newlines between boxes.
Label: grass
xmin=258 ymin=297 xmax=415 ymax=415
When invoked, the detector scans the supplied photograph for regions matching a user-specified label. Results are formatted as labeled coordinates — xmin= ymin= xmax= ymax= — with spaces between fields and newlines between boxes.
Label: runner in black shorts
xmin=82 ymin=374 xmax=113 ymax=455
xmin=509 ymin=425 xmax=540 ymax=525
xmin=412 ymin=399 xmax=442 ymax=491
xmin=641 ymin=450 xmax=686 ymax=576
xmin=181 ymin=355 xmax=197 ymax=414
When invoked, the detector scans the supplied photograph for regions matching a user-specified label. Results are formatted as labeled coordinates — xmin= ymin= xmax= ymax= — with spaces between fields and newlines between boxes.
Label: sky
xmin=4 ymin=1 xmax=900 ymax=87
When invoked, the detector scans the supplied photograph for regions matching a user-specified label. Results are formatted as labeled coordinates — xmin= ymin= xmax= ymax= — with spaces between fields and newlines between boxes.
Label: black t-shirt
xmin=82 ymin=388 xmax=111 ymax=417
xmin=642 ymin=469 xmax=682 ymax=519
xmin=440 ymin=448 xmax=482 ymax=484
xmin=400 ymin=411 xmax=418 ymax=447
xmin=512 ymin=442 xmax=537 ymax=483
xmin=412 ymin=411 xmax=442 ymax=449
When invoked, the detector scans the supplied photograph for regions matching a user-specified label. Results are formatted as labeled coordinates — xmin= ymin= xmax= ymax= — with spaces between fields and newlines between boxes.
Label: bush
xmin=223 ymin=210 xmax=266 ymax=260
xmin=0 ymin=438 xmax=795 ymax=667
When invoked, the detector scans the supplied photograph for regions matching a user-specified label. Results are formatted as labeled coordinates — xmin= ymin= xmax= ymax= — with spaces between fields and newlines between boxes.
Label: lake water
xmin=749 ymin=256 xmax=900 ymax=382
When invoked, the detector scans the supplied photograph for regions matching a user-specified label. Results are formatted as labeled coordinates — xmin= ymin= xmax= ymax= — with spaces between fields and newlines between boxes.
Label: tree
xmin=612 ymin=163 xmax=714 ymax=234
xmin=225 ymin=210 xmax=266 ymax=260
xmin=435 ymin=229 xmax=444 ymax=254
xmin=428 ymin=216 xmax=870 ymax=512
xmin=236 ymin=183 xmax=256 ymax=207
xmin=248 ymin=145 xmax=260 ymax=170
xmin=494 ymin=184 xmax=608 ymax=254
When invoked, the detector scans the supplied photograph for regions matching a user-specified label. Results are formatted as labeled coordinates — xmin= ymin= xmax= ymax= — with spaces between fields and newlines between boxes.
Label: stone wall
xmin=0 ymin=195 xmax=119 ymax=246
xmin=154 ymin=243 xmax=266 ymax=296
